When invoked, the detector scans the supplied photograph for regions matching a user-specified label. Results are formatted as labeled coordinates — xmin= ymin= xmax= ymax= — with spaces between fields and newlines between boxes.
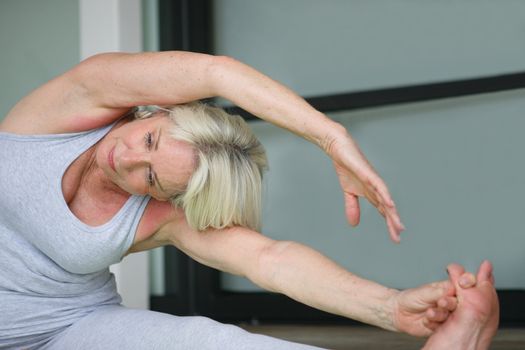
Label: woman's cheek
xmin=118 ymin=174 xmax=144 ymax=195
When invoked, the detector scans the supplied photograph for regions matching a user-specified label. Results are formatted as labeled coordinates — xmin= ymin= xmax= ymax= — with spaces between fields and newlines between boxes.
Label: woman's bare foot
xmin=422 ymin=260 xmax=499 ymax=350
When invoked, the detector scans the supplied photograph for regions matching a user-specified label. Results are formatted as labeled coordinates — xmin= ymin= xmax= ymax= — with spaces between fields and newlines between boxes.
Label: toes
xmin=477 ymin=260 xmax=494 ymax=284
xmin=447 ymin=264 xmax=479 ymax=290
xmin=459 ymin=273 xmax=476 ymax=289
xmin=489 ymin=273 xmax=495 ymax=285
xmin=446 ymin=263 xmax=466 ymax=283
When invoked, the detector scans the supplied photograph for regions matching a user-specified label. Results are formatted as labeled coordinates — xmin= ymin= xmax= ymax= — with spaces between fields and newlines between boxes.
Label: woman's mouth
xmin=108 ymin=147 xmax=116 ymax=172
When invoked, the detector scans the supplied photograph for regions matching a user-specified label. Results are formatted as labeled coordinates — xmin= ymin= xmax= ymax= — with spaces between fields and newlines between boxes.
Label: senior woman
xmin=0 ymin=52 xmax=497 ymax=349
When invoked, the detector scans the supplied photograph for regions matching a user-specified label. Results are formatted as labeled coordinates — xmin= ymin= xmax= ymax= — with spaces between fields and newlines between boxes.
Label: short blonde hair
xmin=138 ymin=103 xmax=268 ymax=232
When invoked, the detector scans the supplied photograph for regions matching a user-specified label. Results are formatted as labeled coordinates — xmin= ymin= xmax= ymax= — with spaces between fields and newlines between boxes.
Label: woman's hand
xmin=326 ymin=129 xmax=405 ymax=242
xmin=389 ymin=280 xmax=458 ymax=337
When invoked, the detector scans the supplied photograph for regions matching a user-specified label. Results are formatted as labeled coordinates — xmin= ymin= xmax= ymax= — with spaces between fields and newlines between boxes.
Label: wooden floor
xmin=241 ymin=325 xmax=525 ymax=350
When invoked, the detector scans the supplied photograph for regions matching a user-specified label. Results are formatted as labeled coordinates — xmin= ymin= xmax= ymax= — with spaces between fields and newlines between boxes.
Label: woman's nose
xmin=119 ymin=149 xmax=149 ymax=169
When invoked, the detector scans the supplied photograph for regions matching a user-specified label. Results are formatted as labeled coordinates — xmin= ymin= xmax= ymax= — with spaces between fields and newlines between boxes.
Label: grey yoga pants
xmin=41 ymin=305 xmax=324 ymax=349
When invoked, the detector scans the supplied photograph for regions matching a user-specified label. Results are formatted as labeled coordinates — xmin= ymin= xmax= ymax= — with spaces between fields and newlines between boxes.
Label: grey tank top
xmin=0 ymin=124 xmax=151 ymax=348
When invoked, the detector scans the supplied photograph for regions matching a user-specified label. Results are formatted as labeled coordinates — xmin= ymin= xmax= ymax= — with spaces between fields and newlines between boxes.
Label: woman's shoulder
xmin=125 ymin=200 xmax=179 ymax=254
xmin=134 ymin=199 xmax=177 ymax=245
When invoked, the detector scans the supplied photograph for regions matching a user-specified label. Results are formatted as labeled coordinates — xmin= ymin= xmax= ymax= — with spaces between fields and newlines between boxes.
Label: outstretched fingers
xmin=363 ymin=176 xmax=405 ymax=243
xmin=385 ymin=206 xmax=404 ymax=243
xmin=343 ymin=192 xmax=360 ymax=227
xmin=334 ymin=158 xmax=405 ymax=243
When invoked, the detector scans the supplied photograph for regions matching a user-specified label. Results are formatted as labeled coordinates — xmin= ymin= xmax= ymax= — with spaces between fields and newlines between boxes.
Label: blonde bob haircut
xmin=135 ymin=102 xmax=268 ymax=232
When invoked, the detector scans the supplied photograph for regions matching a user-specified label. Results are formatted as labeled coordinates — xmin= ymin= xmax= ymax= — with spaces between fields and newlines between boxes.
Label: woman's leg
xmin=43 ymin=305 xmax=324 ymax=350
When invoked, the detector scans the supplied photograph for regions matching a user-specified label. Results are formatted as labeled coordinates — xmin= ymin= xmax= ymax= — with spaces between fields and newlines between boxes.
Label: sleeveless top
xmin=0 ymin=124 xmax=151 ymax=348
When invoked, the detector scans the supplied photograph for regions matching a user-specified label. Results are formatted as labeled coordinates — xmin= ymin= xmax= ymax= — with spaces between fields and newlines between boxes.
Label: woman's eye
xmin=145 ymin=132 xmax=153 ymax=149
xmin=147 ymin=167 xmax=155 ymax=186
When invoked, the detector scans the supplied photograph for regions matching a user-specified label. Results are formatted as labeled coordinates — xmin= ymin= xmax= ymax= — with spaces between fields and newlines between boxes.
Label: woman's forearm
xmin=249 ymin=240 xmax=399 ymax=331
xmin=167 ymin=221 xmax=401 ymax=330
xmin=208 ymin=56 xmax=348 ymax=151
xmin=79 ymin=52 xmax=345 ymax=151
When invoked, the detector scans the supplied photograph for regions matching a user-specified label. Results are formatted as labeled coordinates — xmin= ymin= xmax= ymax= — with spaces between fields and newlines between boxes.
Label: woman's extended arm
xmin=160 ymin=211 xmax=453 ymax=336
xmin=3 ymin=51 xmax=403 ymax=240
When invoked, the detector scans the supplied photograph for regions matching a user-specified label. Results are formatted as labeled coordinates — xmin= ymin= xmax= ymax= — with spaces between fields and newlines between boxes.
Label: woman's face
xmin=96 ymin=115 xmax=196 ymax=201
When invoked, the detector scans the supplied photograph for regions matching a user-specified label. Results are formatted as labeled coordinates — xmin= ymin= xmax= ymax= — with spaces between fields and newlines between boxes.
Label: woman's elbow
xmin=252 ymin=240 xmax=296 ymax=291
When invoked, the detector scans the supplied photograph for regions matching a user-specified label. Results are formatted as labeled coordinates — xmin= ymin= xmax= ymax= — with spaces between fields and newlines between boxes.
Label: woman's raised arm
xmin=3 ymin=51 xmax=404 ymax=240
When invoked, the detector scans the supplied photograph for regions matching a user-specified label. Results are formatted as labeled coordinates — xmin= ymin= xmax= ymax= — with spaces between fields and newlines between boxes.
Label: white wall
xmin=79 ymin=0 xmax=142 ymax=58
